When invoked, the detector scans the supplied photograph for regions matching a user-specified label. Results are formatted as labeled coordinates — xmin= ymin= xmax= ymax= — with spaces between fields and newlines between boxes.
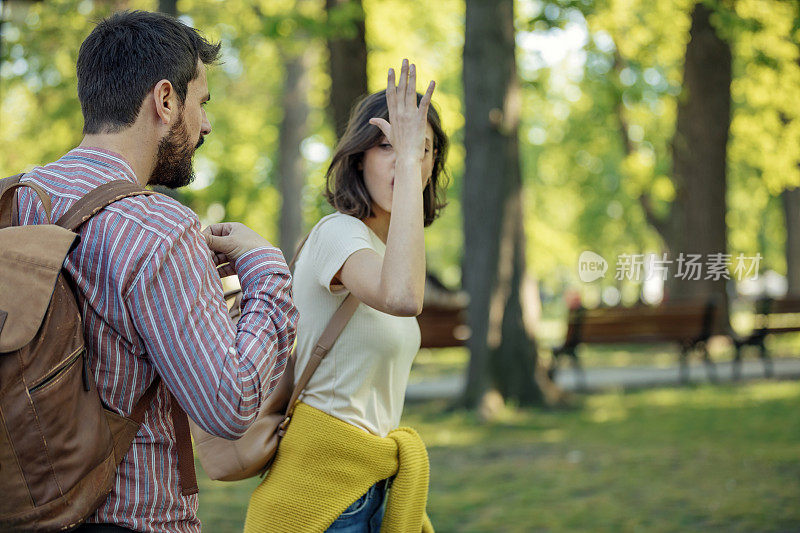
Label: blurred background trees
xmin=2 ymin=0 xmax=799 ymax=408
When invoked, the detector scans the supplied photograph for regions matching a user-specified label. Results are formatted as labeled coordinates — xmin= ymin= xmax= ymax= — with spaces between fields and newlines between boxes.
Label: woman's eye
xmin=380 ymin=143 xmax=392 ymax=149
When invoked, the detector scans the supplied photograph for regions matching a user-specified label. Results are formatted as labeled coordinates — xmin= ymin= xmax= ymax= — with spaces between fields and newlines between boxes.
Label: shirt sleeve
xmin=311 ymin=214 xmax=376 ymax=296
xmin=124 ymin=212 xmax=298 ymax=439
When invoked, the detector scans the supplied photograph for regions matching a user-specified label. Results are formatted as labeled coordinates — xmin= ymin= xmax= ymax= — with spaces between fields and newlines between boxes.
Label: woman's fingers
xmin=368 ymin=118 xmax=392 ymax=140
xmin=407 ymin=63 xmax=417 ymax=109
xmin=386 ymin=68 xmax=397 ymax=121
xmin=382 ymin=61 xmax=436 ymax=161
xmin=397 ymin=59 xmax=409 ymax=111
xmin=386 ymin=60 xmax=432 ymax=117
xmin=419 ymin=80 xmax=435 ymax=118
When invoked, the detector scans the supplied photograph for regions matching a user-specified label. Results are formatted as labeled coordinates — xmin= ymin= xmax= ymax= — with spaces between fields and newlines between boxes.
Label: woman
xmin=244 ymin=60 xmax=447 ymax=533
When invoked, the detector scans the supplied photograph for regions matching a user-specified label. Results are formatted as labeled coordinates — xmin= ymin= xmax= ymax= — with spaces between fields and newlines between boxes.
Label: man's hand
xmin=203 ymin=222 xmax=274 ymax=277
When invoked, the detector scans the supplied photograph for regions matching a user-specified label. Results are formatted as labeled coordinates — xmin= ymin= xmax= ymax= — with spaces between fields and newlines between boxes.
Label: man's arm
xmin=125 ymin=215 xmax=297 ymax=439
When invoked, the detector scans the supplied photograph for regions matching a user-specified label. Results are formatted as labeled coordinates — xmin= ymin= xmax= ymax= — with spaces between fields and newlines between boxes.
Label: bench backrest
xmin=752 ymin=297 xmax=800 ymax=331
xmin=564 ymin=299 xmax=716 ymax=347
xmin=418 ymin=305 xmax=469 ymax=348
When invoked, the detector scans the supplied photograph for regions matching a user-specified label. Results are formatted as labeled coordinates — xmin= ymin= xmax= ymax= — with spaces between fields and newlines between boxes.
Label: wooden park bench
xmin=731 ymin=296 xmax=800 ymax=378
xmin=417 ymin=274 xmax=470 ymax=349
xmin=417 ymin=304 xmax=470 ymax=348
xmin=549 ymin=298 xmax=719 ymax=389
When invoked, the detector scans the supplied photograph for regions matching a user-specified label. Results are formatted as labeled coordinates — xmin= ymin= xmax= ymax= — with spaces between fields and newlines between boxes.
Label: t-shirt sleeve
xmin=311 ymin=214 xmax=376 ymax=295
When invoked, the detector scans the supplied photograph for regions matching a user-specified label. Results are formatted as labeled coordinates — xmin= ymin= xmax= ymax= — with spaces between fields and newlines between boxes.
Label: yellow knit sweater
xmin=244 ymin=402 xmax=434 ymax=533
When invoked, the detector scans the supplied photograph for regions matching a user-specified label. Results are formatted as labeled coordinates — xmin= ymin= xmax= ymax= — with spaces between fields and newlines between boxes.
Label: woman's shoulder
xmin=311 ymin=211 xmax=371 ymax=240
xmin=296 ymin=211 xmax=375 ymax=268
xmin=296 ymin=211 xmax=375 ymax=293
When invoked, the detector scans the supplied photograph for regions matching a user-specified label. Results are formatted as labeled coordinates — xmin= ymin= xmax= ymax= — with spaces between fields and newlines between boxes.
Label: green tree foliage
xmin=2 ymin=0 xmax=107 ymax=171
xmin=2 ymin=0 xmax=466 ymax=283
xmin=515 ymin=0 xmax=691 ymax=303
xmin=2 ymin=0 xmax=797 ymax=305
xmin=517 ymin=0 xmax=799 ymax=305
xmin=727 ymin=0 xmax=800 ymax=273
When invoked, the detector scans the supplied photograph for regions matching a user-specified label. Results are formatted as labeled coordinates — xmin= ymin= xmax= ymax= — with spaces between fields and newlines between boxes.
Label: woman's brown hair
xmin=324 ymin=90 xmax=449 ymax=227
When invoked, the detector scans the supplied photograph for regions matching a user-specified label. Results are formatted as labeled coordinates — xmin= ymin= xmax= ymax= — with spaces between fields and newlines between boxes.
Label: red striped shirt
xmin=15 ymin=147 xmax=298 ymax=532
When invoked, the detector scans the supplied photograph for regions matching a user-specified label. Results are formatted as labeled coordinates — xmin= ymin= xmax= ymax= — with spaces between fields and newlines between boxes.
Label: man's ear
xmin=152 ymin=79 xmax=176 ymax=125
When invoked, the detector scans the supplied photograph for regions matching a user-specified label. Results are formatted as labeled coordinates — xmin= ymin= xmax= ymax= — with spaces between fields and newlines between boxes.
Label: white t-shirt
xmin=291 ymin=212 xmax=422 ymax=437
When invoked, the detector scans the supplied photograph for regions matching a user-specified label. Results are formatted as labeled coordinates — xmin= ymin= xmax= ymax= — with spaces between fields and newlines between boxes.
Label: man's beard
xmin=150 ymin=114 xmax=204 ymax=189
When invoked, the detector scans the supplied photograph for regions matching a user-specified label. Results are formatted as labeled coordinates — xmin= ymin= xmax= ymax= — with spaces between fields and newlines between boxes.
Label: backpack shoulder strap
xmin=0 ymin=174 xmax=24 ymax=228
xmin=56 ymin=180 xmax=156 ymax=232
xmin=128 ymin=377 xmax=161 ymax=425
xmin=0 ymin=174 xmax=23 ymax=195
xmin=0 ymin=174 xmax=54 ymax=227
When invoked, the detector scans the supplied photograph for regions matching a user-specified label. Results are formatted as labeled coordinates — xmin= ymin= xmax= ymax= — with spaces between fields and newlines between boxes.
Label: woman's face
xmin=361 ymin=122 xmax=435 ymax=216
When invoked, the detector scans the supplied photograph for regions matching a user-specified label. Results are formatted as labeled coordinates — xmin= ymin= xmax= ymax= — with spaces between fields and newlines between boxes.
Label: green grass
xmin=195 ymin=380 xmax=800 ymax=532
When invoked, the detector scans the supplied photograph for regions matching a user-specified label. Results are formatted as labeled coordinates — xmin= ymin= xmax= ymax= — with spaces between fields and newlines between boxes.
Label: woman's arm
xmin=335 ymin=60 xmax=435 ymax=317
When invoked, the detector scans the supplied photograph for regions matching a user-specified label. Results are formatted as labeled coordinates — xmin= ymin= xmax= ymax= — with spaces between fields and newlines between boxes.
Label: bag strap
xmin=274 ymin=231 xmax=360 ymax=434
xmin=0 ymin=174 xmax=22 ymax=196
xmin=0 ymin=174 xmax=54 ymax=227
xmin=169 ymin=399 xmax=199 ymax=495
xmin=56 ymin=180 xmax=156 ymax=232
xmin=128 ymin=377 xmax=161 ymax=425
xmin=279 ymin=293 xmax=359 ymax=435
xmin=288 ymin=232 xmax=311 ymax=272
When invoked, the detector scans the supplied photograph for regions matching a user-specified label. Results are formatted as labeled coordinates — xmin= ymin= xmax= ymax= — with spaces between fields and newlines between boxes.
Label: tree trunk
xmin=158 ymin=0 xmax=178 ymax=16
xmin=490 ymin=192 xmax=544 ymax=404
xmin=158 ymin=0 xmax=178 ymax=17
xmin=277 ymin=50 xmax=312 ymax=258
xmin=325 ymin=0 xmax=368 ymax=139
xmin=462 ymin=0 xmax=544 ymax=408
xmin=0 ymin=3 xmax=4 ymax=103
xmin=783 ymin=188 xmax=800 ymax=294
xmin=667 ymin=2 xmax=732 ymax=332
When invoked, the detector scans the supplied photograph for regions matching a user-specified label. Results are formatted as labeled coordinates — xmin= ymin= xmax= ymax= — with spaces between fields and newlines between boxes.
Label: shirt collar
xmin=62 ymin=147 xmax=141 ymax=185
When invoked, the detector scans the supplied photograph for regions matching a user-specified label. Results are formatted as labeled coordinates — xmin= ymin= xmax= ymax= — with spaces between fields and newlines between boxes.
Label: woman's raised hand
xmin=369 ymin=59 xmax=435 ymax=164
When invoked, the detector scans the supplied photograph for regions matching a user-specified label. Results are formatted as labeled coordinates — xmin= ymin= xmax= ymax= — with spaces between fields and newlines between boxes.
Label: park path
xmin=405 ymin=357 xmax=800 ymax=401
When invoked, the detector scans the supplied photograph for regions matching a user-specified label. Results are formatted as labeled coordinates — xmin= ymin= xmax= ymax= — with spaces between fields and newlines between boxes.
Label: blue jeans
xmin=325 ymin=479 xmax=388 ymax=532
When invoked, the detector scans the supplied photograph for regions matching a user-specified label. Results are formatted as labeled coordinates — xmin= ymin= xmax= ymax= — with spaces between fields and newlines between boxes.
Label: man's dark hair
xmin=325 ymin=90 xmax=449 ymax=227
xmin=77 ymin=10 xmax=220 ymax=134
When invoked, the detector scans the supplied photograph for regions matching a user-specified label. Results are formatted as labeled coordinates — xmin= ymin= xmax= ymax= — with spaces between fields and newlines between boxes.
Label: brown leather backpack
xmin=0 ymin=176 xmax=196 ymax=532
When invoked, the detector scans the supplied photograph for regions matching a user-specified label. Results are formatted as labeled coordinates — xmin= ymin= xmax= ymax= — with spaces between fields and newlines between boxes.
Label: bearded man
xmin=11 ymin=10 xmax=298 ymax=533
